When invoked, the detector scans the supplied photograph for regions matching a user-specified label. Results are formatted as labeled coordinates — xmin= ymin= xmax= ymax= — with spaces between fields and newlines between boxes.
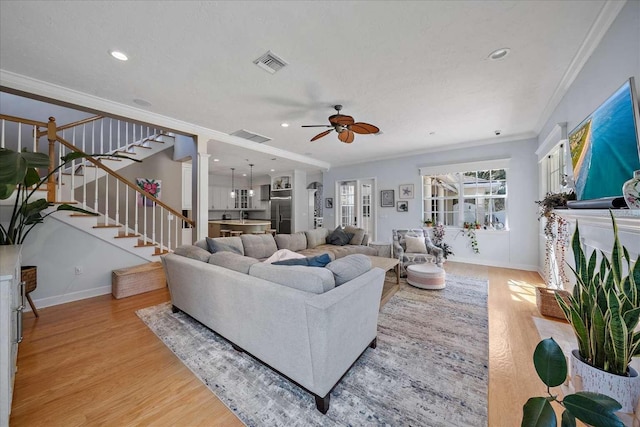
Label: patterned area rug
xmin=136 ymin=274 xmax=488 ymax=426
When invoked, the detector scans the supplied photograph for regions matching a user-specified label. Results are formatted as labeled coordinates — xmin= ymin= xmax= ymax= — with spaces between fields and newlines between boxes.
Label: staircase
xmin=1 ymin=114 xmax=194 ymax=262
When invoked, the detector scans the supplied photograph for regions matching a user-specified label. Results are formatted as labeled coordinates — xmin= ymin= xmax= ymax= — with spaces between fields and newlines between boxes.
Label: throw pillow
xmin=262 ymin=249 xmax=306 ymax=264
xmin=344 ymin=225 xmax=366 ymax=245
xmin=307 ymin=253 xmax=332 ymax=267
xmin=327 ymin=227 xmax=354 ymax=246
xmin=174 ymin=245 xmax=212 ymax=262
xmin=205 ymin=236 xmax=244 ymax=255
xmin=404 ymin=235 xmax=427 ymax=253
xmin=273 ymin=258 xmax=309 ymax=266
xmin=326 ymin=254 xmax=372 ymax=286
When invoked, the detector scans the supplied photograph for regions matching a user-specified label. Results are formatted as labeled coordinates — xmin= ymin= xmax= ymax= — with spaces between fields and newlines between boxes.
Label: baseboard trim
xmin=448 ymin=257 xmax=538 ymax=272
xmin=25 ymin=285 xmax=112 ymax=311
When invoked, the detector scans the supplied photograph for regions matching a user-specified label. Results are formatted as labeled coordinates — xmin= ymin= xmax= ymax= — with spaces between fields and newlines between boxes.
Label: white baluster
xmin=143 ymin=201 xmax=147 ymax=245
xmin=167 ymin=213 xmax=173 ymax=252
xmin=32 ymin=125 xmax=37 ymax=152
xmin=100 ymin=119 xmax=104 ymax=154
xmin=152 ymin=204 xmax=156 ymax=248
xmin=17 ymin=123 xmax=21 ymax=152
xmin=1 ymin=119 xmax=5 ymax=148
xmin=114 ymin=179 xmax=119 ymax=226
xmin=71 ymin=128 xmax=76 ymax=200
xmin=125 ymin=122 xmax=129 ymax=152
xmin=124 ymin=185 xmax=129 ymax=233
xmin=160 ymin=210 xmax=164 ymax=252
xmin=134 ymin=187 xmax=138 ymax=237
xmin=94 ymin=162 xmax=98 ymax=213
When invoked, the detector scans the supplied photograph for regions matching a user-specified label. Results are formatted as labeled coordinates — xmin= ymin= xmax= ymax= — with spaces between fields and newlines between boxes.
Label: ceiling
xmin=0 ymin=0 xmax=613 ymax=173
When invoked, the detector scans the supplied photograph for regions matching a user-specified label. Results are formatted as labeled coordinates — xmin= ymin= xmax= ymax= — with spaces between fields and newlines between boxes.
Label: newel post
xmin=47 ymin=116 xmax=57 ymax=202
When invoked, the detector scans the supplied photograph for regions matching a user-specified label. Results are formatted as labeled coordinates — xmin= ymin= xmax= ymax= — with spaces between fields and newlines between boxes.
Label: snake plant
xmin=556 ymin=211 xmax=640 ymax=376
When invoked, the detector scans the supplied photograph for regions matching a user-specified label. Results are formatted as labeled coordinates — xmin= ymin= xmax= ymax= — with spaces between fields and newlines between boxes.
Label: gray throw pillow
xmin=240 ymin=234 xmax=278 ymax=259
xmin=274 ymin=232 xmax=307 ymax=252
xmin=327 ymin=227 xmax=354 ymax=246
xmin=344 ymin=225 xmax=366 ymax=245
xmin=304 ymin=228 xmax=329 ymax=249
xmin=205 ymin=236 xmax=244 ymax=255
xmin=326 ymin=254 xmax=372 ymax=286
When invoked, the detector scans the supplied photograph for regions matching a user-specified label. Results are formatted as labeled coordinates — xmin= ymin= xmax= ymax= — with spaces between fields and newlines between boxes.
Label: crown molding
xmin=534 ymin=0 xmax=627 ymax=135
xmin=0 ymin=69 xmax=330 ymax=171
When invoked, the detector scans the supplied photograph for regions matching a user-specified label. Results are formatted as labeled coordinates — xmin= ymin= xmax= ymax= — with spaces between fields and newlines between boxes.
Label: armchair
xmin=392 ymin=229 xmax=444 ymax=277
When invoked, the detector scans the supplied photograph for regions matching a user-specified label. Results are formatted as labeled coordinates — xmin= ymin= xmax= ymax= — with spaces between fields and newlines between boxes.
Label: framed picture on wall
xmin=381 ymin=190 xmax=394 ymax=207
xmin=397 ymin=201 xmax=409 ymax=212
xmin=399 ymin=184 xmax=414 ymax=199
xmin=325 ymin=198 xmax=333 ymax=209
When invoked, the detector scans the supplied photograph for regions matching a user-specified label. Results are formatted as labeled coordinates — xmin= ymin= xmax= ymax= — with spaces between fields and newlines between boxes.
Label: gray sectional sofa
xmin=161 ymin=227 xmax=385 ymax=413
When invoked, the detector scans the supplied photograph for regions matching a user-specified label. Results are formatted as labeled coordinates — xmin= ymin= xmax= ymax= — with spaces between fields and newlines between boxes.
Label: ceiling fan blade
xmin=329 ymin=114 xmax=354 ymax=126
xmin=302 ymin=125 xmax=332 ymax=128
xmin=338 ymin=129 xmax=355 ymax=143
xmin=311 ymin=129 xmax=333 ymax=142
xmin=349 ymin=122 xmax=380 ymax=134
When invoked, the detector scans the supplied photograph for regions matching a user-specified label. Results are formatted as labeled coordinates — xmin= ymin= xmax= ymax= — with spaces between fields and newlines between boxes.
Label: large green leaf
xmin=607 ymin=291 xmax=629 ymax=375
xmin=522 ymin=397 xmax=556 ymax=427
xmin=563 ymin=393 xmax=623 ymax=427
xmin=574 ymin=391 xmax=622 ymax=412
xmin=55 ymin=204 xmax=98 ymax=215
xmin=590 ymin=305 xmax=606 ymax=368
xmin=533 ymin=338 xmax=567 ymax=387
xmin=560 ymin=410 xmax=576 ymax=427
xmin=609 ymin=211 xmax=622 ymax=285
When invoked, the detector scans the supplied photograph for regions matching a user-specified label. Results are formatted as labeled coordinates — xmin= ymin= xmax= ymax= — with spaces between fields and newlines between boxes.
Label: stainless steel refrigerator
xmin=270 ymin=196 xmax=292 ymax=234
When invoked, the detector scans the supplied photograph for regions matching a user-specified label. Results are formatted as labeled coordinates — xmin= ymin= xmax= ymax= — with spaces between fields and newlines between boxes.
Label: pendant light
xmin=230 ymin=168 xmax=236 ymax=199
xmin=248 ymin=164 xmax=254 ymax=197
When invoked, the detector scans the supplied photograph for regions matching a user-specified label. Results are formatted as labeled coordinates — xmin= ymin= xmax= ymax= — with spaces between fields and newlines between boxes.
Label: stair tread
xmin=135 ymin=242 xmax=157 ymax=248
xmin=93 ymin=224 xmax=121 ymax=229
xmin=114 ymin=233 xmax=140 ymax=239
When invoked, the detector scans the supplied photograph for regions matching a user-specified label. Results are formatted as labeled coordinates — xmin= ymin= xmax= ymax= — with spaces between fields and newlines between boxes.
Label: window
xmin=422 ymin=165 xmax=508 ymax=230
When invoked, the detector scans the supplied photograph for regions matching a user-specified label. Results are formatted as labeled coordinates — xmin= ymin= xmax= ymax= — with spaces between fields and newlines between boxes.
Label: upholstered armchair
xmin=392 ymin=229 xmax=444 ymax=277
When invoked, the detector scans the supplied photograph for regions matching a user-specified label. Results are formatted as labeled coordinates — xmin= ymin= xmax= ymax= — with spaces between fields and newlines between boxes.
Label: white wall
xmin=19 ymin=215 xmax=148 ymax=310
xmin=537 ymin=0 xmax=640 ymax=276
xmin=323 ymin=137 xmax=540 ymax=270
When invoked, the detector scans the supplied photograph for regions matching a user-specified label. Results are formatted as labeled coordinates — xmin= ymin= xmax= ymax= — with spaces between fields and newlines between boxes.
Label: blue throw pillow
xmin=307 ymin=253 xmax=331 ymax=267
xmin=272 ymin=254 xmax=331 ymax=267
xmin=273 ymin=258 xmax=309 ymax=266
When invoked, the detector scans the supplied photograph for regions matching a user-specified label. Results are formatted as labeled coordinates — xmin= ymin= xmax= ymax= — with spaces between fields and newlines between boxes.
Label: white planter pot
xmin=571 ymin=350 xmax=640 ymax=413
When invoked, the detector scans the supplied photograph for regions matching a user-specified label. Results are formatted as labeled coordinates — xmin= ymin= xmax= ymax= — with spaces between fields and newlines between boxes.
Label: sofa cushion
xmin=174 ymin=244 xmax=212 ymax=262
xmin=344 ymin=225 xmax=366 ymax=246
xmin=274 ymin=232 xmax=307 ymax=252
xmin=304 ymin=228 xmax=329 ymax=249
xmin=208 ymin=252 xmax=260 ymax=274
xmin=240 ymin=234 xmax=278 ymax=259
xmin=206 ymin=236 xmax=244 ymax=255
xmin=327 ymin=227 xmax=353 ymax=246
xmin=405 ymin=235 xmax=427 ymax=253
xmin=326 ymin=254 xmax=372 ymax=286
xmin=249 ymin=263 xmax=335 ymax=294
xmin=273 ymin=253 xmax=332 ymax=267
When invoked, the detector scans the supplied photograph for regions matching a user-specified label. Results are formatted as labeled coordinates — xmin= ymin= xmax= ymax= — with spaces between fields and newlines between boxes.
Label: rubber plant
xmin=556 ymin=211 xmax=640 ymax=376
xmin=0 ymin=148 xmax=139 ymax=245
xmin=522 ymin=337 xmax=623 ymax=427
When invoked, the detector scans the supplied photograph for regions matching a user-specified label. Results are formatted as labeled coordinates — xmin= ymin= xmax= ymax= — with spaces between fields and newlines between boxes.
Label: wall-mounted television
xmin=568 ymin=77 xmax=640 ymax=202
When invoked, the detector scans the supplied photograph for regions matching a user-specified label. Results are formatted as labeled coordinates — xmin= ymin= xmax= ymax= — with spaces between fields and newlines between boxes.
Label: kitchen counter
xmin=208 ymin=220 xmax=271 ymax=237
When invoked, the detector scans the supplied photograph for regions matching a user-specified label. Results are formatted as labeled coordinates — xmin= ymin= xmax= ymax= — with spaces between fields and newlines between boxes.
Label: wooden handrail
xmin=0 ymin=114 xmax=48 ymax=128
xmin=55 ymin=135 xmax=195 ymax=227
xmin=36 ymin=115 xmax=104 ymax=138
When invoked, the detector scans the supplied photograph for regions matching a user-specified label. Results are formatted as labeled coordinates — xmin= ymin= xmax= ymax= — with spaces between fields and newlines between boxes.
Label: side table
xmin=369 ymin=241 xmax=392 ymax=258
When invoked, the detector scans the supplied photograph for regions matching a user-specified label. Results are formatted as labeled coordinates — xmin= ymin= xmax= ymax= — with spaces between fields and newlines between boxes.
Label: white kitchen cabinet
xmin=1 ymin=246 xmax=23 ymax=426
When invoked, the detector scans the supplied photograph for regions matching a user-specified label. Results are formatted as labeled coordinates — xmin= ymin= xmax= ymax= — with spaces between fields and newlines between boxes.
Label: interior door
xmin=337 ymin=178 xmax=376 ymax=240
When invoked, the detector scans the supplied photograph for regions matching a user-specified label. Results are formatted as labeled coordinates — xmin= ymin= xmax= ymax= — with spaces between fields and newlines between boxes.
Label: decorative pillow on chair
xmin=327 ymin=226 xmax=354 ymax=246
xmin=404 ymin=235 xmax=427 ymax=253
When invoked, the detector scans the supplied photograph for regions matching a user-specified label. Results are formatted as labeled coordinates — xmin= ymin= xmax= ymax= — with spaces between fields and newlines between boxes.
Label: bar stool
xmin=220 ymin=229 xmax=232 ymax=237
xmin=230 ymin=230 xmax=243 ymax=237
xmin=266 ymin=229 xmax=277 ymax=236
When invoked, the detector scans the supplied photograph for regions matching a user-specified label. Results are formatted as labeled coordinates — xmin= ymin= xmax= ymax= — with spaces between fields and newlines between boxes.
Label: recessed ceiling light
xmin=281 ymin=123 xmax=289 ymax=128
xmin=242 ymin=173 xmax=247 ymax=177
xmin=429 ymin=131 xmax=436 ymax=135
xmin=109 ymin=50 xmax=128 ymax=61
xmin=488 ymin=48 xmax=510 ymax=60
xmin=133 ymin=98 xmax=151 ymax=107
xmin=213 ymin=158 xmax=220 ymax=162
xmin=270 ymin=169 xmax=275 ymax=172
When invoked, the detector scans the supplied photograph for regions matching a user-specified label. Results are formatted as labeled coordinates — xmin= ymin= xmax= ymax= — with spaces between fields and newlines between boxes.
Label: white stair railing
xmin=0 ymin=114 xmax=194 ymax=254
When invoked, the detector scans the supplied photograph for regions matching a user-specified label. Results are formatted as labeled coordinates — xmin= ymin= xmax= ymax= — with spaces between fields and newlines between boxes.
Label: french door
xmin=337 ymin=178 xmax=376 ymax=241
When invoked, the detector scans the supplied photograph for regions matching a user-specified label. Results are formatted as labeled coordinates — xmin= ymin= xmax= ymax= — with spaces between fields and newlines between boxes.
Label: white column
xmin=196 ymin=151 xmax=211 ymax=241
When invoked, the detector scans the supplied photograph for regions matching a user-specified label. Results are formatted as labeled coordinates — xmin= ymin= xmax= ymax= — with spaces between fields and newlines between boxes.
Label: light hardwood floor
xmin=10 ymin=262 xmax=557 ymax=426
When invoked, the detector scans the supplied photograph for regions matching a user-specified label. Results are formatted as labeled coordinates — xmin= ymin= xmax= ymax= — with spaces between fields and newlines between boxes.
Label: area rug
xmin=136 ymin=274 xmax=488 ymax=426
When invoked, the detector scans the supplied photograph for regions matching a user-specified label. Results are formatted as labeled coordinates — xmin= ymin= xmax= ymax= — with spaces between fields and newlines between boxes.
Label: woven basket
xmin=21 ymin=265 xmax=37 ymax=293
xmin=536 ymin=287 xmax=570 ymax=320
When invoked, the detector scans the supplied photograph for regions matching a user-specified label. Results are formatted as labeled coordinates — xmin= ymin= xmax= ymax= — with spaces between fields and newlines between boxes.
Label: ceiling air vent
xmin=253 ymin=51 xmax=288 ymax=74
xmin=231 ymin=129 xmax=272 ymax=144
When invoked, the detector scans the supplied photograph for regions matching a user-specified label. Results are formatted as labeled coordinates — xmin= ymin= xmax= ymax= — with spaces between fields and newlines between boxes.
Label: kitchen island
xmin=208 ymin=220 xmax=271 ymax=237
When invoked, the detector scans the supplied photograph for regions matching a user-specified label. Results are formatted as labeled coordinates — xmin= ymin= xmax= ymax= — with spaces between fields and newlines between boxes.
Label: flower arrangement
xmin=432 ymin=223 xmax=454 ymax=259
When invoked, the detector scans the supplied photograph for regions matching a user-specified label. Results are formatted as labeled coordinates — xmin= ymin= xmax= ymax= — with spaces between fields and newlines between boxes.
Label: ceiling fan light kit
xmin=302 ymin=105 xmax=379 ymax=143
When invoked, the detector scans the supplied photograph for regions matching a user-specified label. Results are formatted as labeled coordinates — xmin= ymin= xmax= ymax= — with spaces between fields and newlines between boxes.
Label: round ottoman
xmin=406 ymin=264 xmax=446 ymax=290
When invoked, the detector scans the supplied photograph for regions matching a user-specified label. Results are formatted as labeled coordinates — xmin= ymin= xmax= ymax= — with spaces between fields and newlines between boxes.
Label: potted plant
xmin=522 ymin=337 xmax=624 ymax=427
xmin=534 ymin=191 xmax=575 ymax=319
xmin=555 ymin=211 xmax=640 ymax=413
xmin=432 ymin=223 xmax=454 ymax=260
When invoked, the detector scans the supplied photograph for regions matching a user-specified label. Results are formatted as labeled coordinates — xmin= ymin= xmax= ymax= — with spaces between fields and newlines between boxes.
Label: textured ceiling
xmin=0 ymin=0 xmax=610 ymax=171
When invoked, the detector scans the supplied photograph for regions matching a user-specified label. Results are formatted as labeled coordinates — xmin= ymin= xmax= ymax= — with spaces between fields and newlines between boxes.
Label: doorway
xmin=336 ymin=178 xmax=376 ymax=240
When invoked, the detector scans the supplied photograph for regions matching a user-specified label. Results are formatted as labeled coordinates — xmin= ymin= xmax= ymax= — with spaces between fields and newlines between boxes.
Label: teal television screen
xmin=569 ymin=77 xmax=640 ymax=201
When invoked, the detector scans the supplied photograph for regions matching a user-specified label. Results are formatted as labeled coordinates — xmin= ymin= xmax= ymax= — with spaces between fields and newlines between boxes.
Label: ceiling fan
xmin=302 ymin=105 xmax=380 ymax=143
